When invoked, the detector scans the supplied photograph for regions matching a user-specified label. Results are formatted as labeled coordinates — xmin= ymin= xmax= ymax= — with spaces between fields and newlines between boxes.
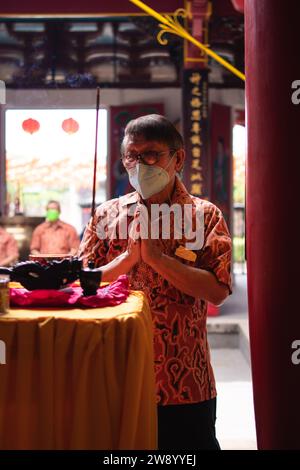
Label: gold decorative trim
xmin=130 ymin=0 xmax=245 ymax=81
xmin=183 ymin=0 xmax=210 ymax=65
xmin=185 ymin=57 xmax=207 ymax=63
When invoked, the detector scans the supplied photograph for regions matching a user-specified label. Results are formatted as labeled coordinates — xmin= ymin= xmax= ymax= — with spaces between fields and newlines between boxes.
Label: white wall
xmin=5 ymin=88 xmax=182 ymax=122
xmin=209 ymin=88 xmax=245 ymax=110
xmin=4 ymin=87 xmax=243 ymax=127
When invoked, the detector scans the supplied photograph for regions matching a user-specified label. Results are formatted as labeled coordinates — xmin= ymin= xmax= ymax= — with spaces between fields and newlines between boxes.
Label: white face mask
xmin=127 ymin=155 xmax=175 ymax=199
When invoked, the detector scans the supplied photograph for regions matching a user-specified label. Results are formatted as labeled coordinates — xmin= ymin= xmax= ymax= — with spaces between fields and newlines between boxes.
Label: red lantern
xmin=231 ymin=0 xmax=244 ymax=13
xmin=62 ymin=117 xmax=79 ymax=135
xmin=22 ymin=118 xmax=40 ymax=135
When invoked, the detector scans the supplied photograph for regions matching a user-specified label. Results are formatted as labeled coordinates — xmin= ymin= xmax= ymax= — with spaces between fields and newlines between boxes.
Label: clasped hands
xmin=126 ymin=205 xmax=163 ymax=269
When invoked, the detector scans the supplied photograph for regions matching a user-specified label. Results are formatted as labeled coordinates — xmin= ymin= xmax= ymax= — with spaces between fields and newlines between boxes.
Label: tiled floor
xmin=208 ymin=273 xmax=257 ymax=450
xmin=211 ymin=348 xmax=257 ymax=450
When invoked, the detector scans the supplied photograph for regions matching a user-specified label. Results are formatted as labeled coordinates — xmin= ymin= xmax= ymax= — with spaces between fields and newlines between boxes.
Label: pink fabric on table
xmin=9 ymin=275 xmax=129 ymax=308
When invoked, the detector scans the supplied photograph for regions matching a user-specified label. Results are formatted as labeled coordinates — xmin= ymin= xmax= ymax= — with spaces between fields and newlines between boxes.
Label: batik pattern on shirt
xmin=78 ymin=177 xmax=232 ymax=405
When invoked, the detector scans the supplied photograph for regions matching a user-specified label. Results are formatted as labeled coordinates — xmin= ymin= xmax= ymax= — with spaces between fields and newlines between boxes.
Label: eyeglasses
xmin=121 ymin=149 xmax=177 ymax=168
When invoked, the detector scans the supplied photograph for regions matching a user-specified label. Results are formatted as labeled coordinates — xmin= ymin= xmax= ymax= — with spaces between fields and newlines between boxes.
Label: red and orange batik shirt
xmin=78 ymin=176 xmax=232 ymax=406
xmin=30 ymin=220 xmax=80 ymax=255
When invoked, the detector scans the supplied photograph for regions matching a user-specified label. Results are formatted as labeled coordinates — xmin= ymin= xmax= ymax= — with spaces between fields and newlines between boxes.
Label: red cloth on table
xmin=9 ymin=275 xmax=129 ymax=308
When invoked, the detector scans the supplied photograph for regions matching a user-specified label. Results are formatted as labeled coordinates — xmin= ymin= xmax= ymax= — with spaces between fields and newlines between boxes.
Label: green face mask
xmin=46 ymin=208 xmax=60 ymax=222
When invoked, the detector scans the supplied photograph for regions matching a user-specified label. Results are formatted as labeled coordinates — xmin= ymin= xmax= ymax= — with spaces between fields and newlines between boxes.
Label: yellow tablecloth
xmin=0 ymin=291 xmax=157 ymax=450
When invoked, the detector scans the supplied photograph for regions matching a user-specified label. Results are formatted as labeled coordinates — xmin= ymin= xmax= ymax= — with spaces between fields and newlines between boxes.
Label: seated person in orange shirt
xmin=0 ymin=224 xmax=19 ymax=266
xmin=30 ymin=200 xmax=80 ymax=256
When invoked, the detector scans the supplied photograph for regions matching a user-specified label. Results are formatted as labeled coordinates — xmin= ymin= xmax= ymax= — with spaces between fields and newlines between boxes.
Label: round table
xmin=0 ymin=290 xmax=157 ymax=450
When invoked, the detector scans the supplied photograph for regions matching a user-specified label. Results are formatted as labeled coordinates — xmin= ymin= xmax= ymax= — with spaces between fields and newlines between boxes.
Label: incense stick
xmin=91 ymin=86 xmax=100 ymax=218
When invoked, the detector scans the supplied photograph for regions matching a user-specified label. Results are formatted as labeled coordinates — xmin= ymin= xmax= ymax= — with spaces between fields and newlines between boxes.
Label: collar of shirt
xmin=45 ymin=220 xmax=64 ymax=230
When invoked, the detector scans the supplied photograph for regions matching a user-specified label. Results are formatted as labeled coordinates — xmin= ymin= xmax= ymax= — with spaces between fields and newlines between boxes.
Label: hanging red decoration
xmin=22 ymin=118 xmax=40 ymax=135
xmin=62 ymin=117 xmax=79 ymax=135
xmin=231 ymin=0 xmax=244 ymax=13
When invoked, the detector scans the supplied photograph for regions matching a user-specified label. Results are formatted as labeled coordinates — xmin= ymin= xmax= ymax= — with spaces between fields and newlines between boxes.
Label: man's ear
xmin=175 ymin=148 xmax=185 ymax=172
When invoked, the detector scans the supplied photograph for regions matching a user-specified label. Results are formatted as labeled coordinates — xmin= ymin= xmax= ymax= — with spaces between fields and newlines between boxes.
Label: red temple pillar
xmin=245 ymin=0 xmax=300 ymax=449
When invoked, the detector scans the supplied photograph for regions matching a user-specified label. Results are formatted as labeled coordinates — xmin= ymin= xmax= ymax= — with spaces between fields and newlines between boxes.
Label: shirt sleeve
xmin=30 ymin=226 xmax=42 ymax=252
xmin=198 ymin=203 xmax=232 ymax=294
xmin=68 ymin=226 xmax=80 ymax=251
xmin=6 ymin=233 xmax=19 ymax=261
xmin=77 ymin=206 xmax=109 ymax=268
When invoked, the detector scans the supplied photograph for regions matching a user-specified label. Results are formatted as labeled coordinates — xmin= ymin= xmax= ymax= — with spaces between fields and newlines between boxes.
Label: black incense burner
xmin=0 ymin=258 xmax=102 ymax=296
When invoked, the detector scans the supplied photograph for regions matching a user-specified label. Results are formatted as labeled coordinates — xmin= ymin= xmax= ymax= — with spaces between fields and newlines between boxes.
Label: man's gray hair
xmin=121 ymin=114 xmax=184 ymax=155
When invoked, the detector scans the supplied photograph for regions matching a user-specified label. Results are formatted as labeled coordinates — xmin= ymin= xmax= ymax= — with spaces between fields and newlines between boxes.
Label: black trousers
xmin=157 ymin=398 xmax=221 ymax=450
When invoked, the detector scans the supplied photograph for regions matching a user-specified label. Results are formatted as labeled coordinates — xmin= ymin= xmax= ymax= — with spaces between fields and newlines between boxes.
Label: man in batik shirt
xmin=79 ymin=115 xmax=232 ymax=450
